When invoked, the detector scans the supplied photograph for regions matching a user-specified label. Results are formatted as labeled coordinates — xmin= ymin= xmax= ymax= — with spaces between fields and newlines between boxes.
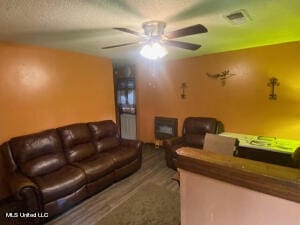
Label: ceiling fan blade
xmin=165 ymin=24 xmax=207 ymax=39
xmin=102 ymin=41 xmax=140 ymax=49
xmin=113 ymin=28 xmax=142 ymax=36
xmin=164 ymin=40 xmax=201 ymax=51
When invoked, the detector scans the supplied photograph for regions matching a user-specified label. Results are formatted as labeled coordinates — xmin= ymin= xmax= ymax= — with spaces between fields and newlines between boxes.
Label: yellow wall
xmin=0 ymin=42 xmax=115 ymax=199
xmin=136 ymin=41 xmax=300 ymax=142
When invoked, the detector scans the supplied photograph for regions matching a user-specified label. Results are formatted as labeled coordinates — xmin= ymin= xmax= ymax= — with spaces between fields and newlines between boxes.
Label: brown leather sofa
xmin=1 ymin=120 xmax=142 ymax=222
xmin=163 ymin=117 xmax=222 ymax=170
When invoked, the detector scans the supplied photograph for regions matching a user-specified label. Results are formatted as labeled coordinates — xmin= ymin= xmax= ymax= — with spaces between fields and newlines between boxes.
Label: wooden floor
xmin=47 ymin=144 xmax=179 ymax=225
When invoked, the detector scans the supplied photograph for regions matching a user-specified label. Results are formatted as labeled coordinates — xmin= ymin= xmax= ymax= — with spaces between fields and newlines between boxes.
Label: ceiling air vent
xmin=224 ymin=9 xmax=251 ymax=25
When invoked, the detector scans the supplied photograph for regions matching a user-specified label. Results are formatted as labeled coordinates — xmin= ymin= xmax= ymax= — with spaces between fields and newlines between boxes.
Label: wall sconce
xmin=207 ymin=70 xmax=236 ymax=86
xmin=180 ymin=82 xmax=187 ymax=99
xmin=268 ymin=77 xmax=279 ymax=100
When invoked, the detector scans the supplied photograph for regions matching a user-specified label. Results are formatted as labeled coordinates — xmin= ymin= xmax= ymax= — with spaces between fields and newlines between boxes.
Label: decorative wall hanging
xmin=206 ymin=70 xmax=236 ymax=86
xmin=180 ymin=82 xmax=187 ymax=99
xmin=268 ymin=77 xmax=279 ymax=100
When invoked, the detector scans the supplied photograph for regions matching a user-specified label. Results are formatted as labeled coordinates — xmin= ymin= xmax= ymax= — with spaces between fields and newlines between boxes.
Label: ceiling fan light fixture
xmin=103 ymin=21 xmax=207 ymax=58
xmin=140 ymin=42 xmax=168 ymax=60
xmin=142 ymin=21 xmax=166 ymax=37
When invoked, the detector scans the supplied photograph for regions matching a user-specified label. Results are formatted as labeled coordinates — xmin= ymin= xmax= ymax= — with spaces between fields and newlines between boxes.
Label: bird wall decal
xmin=206 ymin=70 xmax=236 ymax=86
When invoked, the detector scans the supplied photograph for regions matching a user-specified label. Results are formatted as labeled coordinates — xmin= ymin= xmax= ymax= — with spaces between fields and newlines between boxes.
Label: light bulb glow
xmin=140 ymin=42 xmax=168 ymax=60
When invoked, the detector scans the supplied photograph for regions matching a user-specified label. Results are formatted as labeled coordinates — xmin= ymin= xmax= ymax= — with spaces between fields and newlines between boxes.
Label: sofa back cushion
xmin=1 ymin=142 xmax=18 ymax=172
xmin=21 ymin=153 xmax=66 ymax=177
xmin=94 ymin=137 xmax=120 ymax=153
xmin=9 ymin=129 xmax=66 ymax=177
xmin=88 ymin=120 xmax=120 ymax=152
xmin=183 ymin=117 xmax=218 ymax=147
xmin=58 ymin=123 xmax=96 ymax=162
xmin=184 ymin=134 xmax=205 ymax=148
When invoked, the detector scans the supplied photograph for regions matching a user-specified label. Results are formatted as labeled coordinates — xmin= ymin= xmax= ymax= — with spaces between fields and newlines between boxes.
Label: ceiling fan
xmin=102 ymin=21 xmax=208 ymax=59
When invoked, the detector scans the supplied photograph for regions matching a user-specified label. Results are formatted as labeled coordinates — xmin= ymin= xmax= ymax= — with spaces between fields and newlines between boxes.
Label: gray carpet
xmin=98 ymin=182 xmax=180 ymax=225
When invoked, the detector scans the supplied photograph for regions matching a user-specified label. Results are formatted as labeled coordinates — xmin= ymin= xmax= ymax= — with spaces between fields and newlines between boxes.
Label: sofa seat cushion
xmin=107 ymin=146 xmax=138 ymax=168
xmin=73 ymin=154 xmax=116 ymax=183
xmin=33 ymin=165 xmax=86 ymax=203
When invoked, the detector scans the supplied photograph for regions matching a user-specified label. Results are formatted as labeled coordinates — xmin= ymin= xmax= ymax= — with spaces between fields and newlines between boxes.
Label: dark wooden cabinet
xmin=116 ymin=77 xmax=136 ymax=114
xmin=113 ymin=65 xmax=137 ymax=139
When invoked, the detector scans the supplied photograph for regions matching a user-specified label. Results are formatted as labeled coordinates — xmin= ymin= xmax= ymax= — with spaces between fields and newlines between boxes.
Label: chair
xmin=163 ymin=117 xmax=223 ymax=170
xmin=203 ymin=133 xmax=239 ymax=156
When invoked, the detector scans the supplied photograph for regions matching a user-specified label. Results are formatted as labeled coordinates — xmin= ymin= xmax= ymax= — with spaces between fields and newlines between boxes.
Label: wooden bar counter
xmin=177 ymin=147 xmax=300 ymax=203
xmin=177 ymin=147 xmax=300 ymax=225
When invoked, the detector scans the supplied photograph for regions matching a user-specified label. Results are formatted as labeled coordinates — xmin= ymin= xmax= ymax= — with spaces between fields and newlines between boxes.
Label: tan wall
xmin=0 ymin=42 xmax=115 ymax=199
xmin=136 ymin=41 xmax=300 ymax=142
xmin=180 ymin=169 xmax=300 ymax=225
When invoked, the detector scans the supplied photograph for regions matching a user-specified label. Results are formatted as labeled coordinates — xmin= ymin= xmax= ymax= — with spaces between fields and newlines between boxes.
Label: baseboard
xmin=144 ymin=142 xmax=155 ymax=146
xmin=144 ymin=142 xmax=166 ymax=151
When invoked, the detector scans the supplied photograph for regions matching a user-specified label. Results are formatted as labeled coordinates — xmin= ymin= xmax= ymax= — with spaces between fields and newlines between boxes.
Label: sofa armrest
xmin=121 ymin=139 xmax=143 ymax=163
xmin=163 ymin=137 xmax=184 ymax=149
xmin=8 ymin=172 xmax=42 ymax=212
xmin=121 ymin=139 xmax=143 ymax=151
xmin=9 ymin=172 xmax=38 ymax=199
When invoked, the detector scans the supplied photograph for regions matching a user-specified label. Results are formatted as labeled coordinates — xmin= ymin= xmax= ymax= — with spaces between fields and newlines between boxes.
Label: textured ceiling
xmin=1 ymin=0 xmax=300 ymax=64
